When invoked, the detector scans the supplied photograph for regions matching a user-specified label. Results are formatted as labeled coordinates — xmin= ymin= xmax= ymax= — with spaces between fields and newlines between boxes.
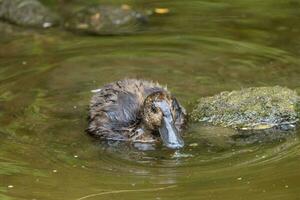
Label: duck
xmin=87 ymin=79 xmax=186 ymax=149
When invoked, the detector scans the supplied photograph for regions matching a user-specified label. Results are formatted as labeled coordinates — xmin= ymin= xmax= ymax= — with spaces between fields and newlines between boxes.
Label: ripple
xmin=78 ymin=125 xmax=300 ymax=179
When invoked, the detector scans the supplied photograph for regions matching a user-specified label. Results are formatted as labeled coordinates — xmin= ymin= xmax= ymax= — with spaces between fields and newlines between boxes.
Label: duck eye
xmin=151 ymin=104 xmax=157 ymax=113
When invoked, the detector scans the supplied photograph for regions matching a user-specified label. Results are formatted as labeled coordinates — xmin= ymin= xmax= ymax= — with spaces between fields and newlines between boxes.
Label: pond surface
xmin=0 ymin=0 xmax=300 ymax=200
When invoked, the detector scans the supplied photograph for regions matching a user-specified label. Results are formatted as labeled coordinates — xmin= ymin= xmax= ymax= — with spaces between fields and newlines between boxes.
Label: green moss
xmin=296 ymin=100 xmax=300 ymax=116
xmin=191 ymin=86 xmax=299 ymax=130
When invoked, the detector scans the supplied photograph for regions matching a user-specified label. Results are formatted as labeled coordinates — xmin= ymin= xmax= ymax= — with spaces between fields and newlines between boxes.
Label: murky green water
xmin=1 ymin=0 xmax=300 ymax=200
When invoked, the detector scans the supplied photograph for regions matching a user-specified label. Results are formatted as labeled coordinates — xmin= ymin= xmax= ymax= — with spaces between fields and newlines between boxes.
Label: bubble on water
xmin=43 ymin=22 xmax=52 ymax=28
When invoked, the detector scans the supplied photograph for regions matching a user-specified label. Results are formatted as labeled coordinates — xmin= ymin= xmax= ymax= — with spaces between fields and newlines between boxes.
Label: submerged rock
xmin=191 ymin=86 xmax=299 ymax=130
xmin=0 ymin=0 xmax=58 ymax=28
xmin=64 ymin=4 xmax=148 ymax=35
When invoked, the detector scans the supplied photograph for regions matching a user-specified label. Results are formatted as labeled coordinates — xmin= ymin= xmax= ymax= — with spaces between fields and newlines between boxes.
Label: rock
xmin=64 ymin=4 xmax=148 ymax=35
xmin=191 ymin=86 xmax=299 ymax=130
xmin=0 ymin=0 xmax=59 ymax=28
xmin=0 ymin=21 xmax=37 ymax=37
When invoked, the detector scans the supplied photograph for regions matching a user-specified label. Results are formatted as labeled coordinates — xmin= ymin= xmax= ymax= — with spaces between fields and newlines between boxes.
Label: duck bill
xmin=158 ymin=111 xmax=184 ymax=149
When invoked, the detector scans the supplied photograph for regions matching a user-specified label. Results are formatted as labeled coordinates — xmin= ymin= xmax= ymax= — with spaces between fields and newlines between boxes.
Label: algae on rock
xmin=191 ymin=86 xmax=299 ymax=130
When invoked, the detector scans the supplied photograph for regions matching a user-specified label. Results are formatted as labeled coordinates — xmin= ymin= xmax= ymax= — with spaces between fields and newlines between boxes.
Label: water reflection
xmin=0 ymin=0 xmax=300 ymax=199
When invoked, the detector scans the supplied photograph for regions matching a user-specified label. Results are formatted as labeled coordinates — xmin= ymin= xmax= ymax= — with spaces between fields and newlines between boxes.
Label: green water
xmin=1 ymin=0 xmax=300 ymax=200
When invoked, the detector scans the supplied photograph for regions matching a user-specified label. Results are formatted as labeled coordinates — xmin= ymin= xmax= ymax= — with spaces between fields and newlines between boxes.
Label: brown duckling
xmin=87 ymin=79 xmax=186 ymax=149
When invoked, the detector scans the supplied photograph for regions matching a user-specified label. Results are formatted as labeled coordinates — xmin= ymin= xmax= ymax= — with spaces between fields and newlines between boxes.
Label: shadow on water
xmin=0 ymin=0 xmax=300 ymax=199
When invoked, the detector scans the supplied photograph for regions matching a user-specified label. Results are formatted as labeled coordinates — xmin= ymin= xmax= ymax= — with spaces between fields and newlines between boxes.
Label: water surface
xmin=0 ymin=0 xmax=300 ymax=200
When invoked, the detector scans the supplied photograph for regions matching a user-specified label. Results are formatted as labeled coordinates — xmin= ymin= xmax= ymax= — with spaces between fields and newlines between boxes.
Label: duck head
xmin=142 ymin=91 xmax=184 ymax=149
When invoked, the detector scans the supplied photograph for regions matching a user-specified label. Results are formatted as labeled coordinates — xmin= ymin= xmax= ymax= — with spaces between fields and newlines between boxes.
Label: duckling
xmin=87 ymin=79 xmax=186 ymax=149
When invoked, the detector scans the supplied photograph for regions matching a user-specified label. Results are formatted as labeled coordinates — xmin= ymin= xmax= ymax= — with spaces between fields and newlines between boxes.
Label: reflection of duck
xmin=87 ymin=79 xmax=186 ymax=149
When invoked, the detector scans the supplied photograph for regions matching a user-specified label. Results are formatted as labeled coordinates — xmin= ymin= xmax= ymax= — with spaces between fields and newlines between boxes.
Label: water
xmin=0 ymin=0 xmax=300 ymax=199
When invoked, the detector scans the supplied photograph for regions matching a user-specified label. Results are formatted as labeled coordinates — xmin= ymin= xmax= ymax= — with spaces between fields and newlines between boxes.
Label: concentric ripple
xmin=1 ymin=0 xmax=300 ymax=199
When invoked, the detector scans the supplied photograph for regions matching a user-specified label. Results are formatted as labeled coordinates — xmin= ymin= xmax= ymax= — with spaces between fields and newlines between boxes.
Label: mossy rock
xmin=64 ymin=5 xmax=148 ymax=35
xmin=0 ymin=0 xmax=59 ymax=28
xmin=191 ymin=86 xmax=299 ymax=130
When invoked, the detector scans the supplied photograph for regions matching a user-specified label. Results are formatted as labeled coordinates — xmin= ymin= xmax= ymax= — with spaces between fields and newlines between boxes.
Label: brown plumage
xmin=87 ymin=79 xmax=186 ymax=149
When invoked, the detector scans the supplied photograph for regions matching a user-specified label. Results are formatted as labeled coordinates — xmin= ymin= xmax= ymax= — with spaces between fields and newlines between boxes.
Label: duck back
xmin=87 ymin=79 xmax=167 ymax=140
